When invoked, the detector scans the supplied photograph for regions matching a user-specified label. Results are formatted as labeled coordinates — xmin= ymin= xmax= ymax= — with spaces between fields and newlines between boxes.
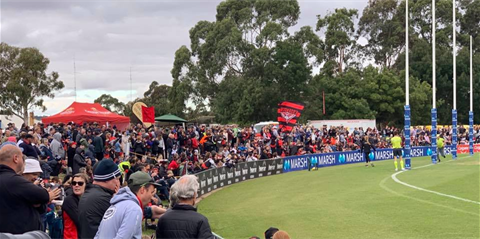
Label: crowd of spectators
xmin=0 ymin=120 xmax=479 ymax=239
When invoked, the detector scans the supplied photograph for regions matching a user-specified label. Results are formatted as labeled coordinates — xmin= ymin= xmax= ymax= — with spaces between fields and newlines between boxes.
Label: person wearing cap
xmin=0 ymin=143 xmax=60 ymax=234
xmin=78 ymin=159 xmax=121 ymax=239
xmin=94 ymin=171 xmax=163 ymax=239
xmin=156 ymin=175 xmax=213 ymax=239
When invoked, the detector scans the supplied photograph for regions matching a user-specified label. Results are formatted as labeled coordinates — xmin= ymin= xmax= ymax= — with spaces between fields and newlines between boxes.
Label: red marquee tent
xmin=42 ymin=102 xmax=130 ymax=130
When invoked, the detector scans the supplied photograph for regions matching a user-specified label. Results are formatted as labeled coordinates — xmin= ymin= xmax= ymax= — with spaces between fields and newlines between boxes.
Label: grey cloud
xmin=2 ymin=0 xmax=368 ymax=114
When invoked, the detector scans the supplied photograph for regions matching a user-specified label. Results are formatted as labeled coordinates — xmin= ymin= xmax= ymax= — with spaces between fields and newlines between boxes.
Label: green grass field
xmin=197 ymin=154 xmax=480 ymax=239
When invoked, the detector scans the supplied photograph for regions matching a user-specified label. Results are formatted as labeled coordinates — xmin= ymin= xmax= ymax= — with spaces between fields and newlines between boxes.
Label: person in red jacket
xmin=62 ymin=173 xmax=88 ymax=239
xmin=168 ymin=156 xmax=180 ymax=176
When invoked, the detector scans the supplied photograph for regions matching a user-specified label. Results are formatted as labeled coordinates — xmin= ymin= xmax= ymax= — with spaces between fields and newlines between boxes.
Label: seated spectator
xmin=156 ymin=175 xmax=213 ymax=239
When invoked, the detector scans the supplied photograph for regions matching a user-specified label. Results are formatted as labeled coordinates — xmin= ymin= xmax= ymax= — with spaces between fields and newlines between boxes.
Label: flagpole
xmin=452 ymin=0 xmax=457 ymax=160
xmin=469 ymin=35 xmax=474 ymax=155
xmin=404 ymin=0 xmax=412 ymax=169
xmin=431 ymin=0 xmax=437 ymax=164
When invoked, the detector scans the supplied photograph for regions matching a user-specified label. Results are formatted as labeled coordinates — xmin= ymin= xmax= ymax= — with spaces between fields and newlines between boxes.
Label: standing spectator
xmin=93 ymin=131 xmax=104 ymax=161
xmin=166 ymin=133 xmax=175 ymax=161
xmin=133 ymin=134 xmax=146 ymax=159
xmin=360 ymin=136 xmax=376 ymax=167
xmin=62 ymin=173 xmax=88 ymax=239
xmin=95 ymin=171 xmax=161 ymax=239
xmin=156 ymin=175 xmax=213 ymax=239
xmin=72 ymin=144 xmax=87 ymax=175
xmin=50 ymin=132 xmax=65 ymax=160
xmin=76 ymin=128 xmax=86 ymax=144
xmin=67 ymin=142 xmax=77 ymax=174
xmin=0 ymin=143 xmax=60 ymax=234
xmin=78 ymin=160 xmax=121 ymax=239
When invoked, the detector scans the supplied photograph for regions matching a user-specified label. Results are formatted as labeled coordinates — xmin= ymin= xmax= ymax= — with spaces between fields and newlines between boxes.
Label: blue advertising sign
xmin=452 ymin=109 xmax=457 ymax=159
xmin=431 ymin=108 xmax=437 ymax=164
xmin=404 ymin=105 xmax=411 ymax=169
xmin=469 ymin=111 xmax=474 ymax=155
xmin=282 ymin=146 xmax=437 ymax=173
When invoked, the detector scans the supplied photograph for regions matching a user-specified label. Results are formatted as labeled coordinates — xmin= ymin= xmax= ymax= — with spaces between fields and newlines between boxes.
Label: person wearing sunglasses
xmin=62 ymin=173 xmax=88 ymax=239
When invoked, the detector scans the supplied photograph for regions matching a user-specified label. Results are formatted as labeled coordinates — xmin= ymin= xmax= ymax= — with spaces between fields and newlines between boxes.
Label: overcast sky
xmin=1 ymin=0 xmax=368 ymax=116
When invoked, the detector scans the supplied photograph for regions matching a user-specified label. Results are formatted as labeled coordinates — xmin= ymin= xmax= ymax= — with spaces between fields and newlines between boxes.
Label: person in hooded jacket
xmin=94 ymin=171 xmax=163 ymax=239
xmin=50 ymin=132 xmax=65 ymax=160
xmin=72 ymin=145 xmax=87 ymax=175
xmin=50 ymin=132 xmax=65 ymax=176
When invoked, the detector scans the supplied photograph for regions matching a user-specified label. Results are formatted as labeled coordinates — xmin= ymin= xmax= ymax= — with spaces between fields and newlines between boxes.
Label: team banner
xmin=196 ymin=158 xmax=284 ymax=197
xmin=277 ymin=101 xmax=304 ymax=132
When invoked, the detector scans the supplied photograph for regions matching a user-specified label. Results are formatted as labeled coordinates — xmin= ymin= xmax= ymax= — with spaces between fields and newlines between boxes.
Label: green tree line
xmin=2 ymin=0 xmax=479 ymax=127
xmin=168 ymin=0 xmax=480 ymax=126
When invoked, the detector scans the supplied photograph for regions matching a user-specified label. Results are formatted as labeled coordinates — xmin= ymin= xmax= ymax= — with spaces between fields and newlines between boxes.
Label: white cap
xmin=23 ymin=159 xmax=43 ymax=174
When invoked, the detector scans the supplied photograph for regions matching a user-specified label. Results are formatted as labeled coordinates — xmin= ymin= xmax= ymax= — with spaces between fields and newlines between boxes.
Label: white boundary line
xmin=391 ymin=155 xmax=480 ymax=205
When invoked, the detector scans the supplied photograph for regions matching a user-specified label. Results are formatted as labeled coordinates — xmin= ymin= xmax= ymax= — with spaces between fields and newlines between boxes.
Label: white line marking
xmin=379 ymin=177 xmax=480 ymax=216
xmin=392 ymin=155 xmax=480 ymax=205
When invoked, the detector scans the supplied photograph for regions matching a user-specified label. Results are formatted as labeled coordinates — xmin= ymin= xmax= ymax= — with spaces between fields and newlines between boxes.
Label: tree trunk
xmin=23 ymin=106 xmax=28 ymax=127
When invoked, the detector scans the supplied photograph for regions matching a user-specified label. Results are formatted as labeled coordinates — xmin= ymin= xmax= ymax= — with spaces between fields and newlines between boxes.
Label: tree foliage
xmin=162 ymin=0 xmax=480 ymax=126
xmin=0 ymin=43 xmax=64 ymax=124
xmin=93 ymin=94 xmax=126 ymax=115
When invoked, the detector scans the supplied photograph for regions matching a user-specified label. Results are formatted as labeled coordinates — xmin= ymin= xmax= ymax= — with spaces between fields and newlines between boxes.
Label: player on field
xmin=391 ymin=131 xmax=404 ymax=171
xmin=437 ymin=134 xmax=446 ymax=162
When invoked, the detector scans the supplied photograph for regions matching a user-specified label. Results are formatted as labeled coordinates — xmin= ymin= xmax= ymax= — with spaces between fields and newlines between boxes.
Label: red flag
xmin=141 ymin=106 xmax=155 ymax=123
xmin=277 ymin=101 xmax=304 ymax=132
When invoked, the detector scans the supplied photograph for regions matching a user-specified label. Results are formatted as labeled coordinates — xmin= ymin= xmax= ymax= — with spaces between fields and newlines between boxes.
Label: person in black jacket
xmin=67 ymin=142 xmax=77 ymax=174
xmin=62 ymin=173 xmax=88 ymax=239
xmin=78 ymin=159 xmax=121 ymax=239
xmin=19 ymin=134 xmax=39 ymax=159
xmin=156 ymin=175 xmax=213 ymax=239
xmin=360 ymin=136 xmax=376 ymax=167
xmin=0 ymin=143 xmax=59 ymax=234
xmin=72 ymin=145 xmax=87 ymax=175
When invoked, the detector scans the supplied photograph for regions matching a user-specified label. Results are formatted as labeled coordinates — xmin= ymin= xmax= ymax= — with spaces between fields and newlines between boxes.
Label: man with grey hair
xmin=156 ymin=175 xmax=213 ymax=239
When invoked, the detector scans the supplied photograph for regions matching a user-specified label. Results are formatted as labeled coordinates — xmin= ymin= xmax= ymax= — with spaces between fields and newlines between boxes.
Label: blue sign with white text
xmin=282 ymin=146 xmax=443 ymax=173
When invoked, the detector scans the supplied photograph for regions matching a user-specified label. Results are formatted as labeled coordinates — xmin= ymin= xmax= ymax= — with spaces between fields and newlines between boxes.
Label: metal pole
xmin=404 ymin=0 xmax=412 ymax=169
xmin=405 ymin=0 xmax=409 ymax=105
xmin=431 ymin=0 xmax=437 ymax=164
xmin=469 ymin=35 xmax=474 ymax=155
xmin=452 ymin=0 xmax=457 ymax=159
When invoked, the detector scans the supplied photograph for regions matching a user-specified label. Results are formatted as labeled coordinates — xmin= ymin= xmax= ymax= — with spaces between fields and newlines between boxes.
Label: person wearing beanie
xmin=78 ymin=159 xmax=121 ymax=239
xmin=95 ymin=171 xmax=164 ymax=239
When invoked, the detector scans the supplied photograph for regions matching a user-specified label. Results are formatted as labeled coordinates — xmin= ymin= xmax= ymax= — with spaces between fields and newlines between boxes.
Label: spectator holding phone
xmin=0 ymin=144 xmax=60 ymax=234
